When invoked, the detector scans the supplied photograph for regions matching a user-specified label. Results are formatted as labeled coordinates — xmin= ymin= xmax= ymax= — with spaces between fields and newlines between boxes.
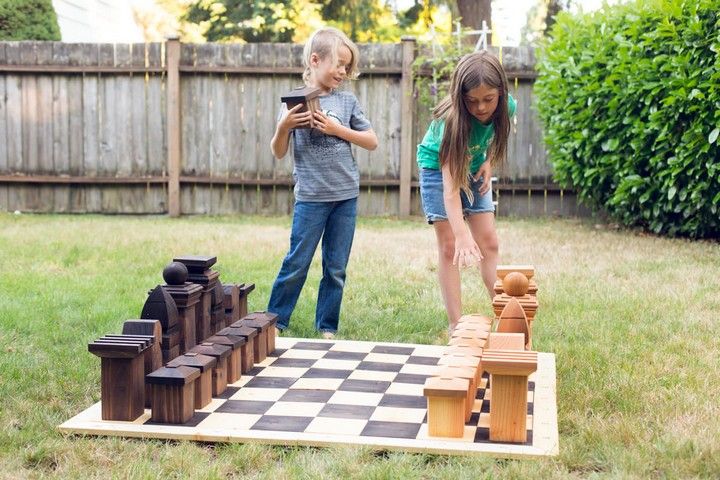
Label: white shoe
xmin=322 ymin=331 xmax=335 ymax=340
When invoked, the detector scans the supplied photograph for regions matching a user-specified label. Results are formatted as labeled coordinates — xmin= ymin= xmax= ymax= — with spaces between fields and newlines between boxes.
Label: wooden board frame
xmin=60 ymin=337 xmax=558 ymax=458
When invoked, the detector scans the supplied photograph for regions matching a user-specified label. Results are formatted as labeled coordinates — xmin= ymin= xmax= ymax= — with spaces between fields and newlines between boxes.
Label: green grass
xmin=0 ymin=213 xmax=718 ymax=479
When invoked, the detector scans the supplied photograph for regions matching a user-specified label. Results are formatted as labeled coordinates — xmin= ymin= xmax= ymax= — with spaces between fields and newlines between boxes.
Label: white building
xmin=52 ymin=0 xmax=145 ymax=42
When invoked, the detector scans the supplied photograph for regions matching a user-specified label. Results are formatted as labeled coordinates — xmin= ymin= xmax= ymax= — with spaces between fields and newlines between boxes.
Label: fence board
xmin=66 ymin=76 xmax=83 ymax=175
xmin=181 ymin=75 xmax=198 ymax=174
xmin=0 ymin=41 xmax=584 ymax=217
xmin=0 ymin=52 xmax=5 ymax=205
xmin=0 ymin=75 xmax=6 ymax=174
xmin=146 ymin=75 xmax=165 ymax=175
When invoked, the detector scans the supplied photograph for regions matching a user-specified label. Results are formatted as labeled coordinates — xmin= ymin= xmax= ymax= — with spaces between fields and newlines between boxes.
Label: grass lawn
xmin=0 ymin=213 xmax=718 ymax=478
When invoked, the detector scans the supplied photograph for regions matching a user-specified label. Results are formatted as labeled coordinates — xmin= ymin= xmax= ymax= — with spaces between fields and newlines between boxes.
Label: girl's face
xmin=310 ymin=45 xmax=352 ymax=93
xmin=464 ymin=84 xmax=500 ymax=124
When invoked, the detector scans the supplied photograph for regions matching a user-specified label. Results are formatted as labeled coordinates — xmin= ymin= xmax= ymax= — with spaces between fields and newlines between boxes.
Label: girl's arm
xmin=441 ymin=164 xmax=483 ymax=267
xmin=311 ymin=111 xmax=378 ymax=151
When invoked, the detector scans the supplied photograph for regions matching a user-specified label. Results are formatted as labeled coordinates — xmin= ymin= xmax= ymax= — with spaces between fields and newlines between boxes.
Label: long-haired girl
xmin=417 ymin=51 xmax=515 ymax=333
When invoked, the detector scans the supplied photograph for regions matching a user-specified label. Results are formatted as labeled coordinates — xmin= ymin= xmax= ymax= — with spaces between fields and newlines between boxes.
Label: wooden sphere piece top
xmin=163 ymin=261 xmax=188 ymax=285
xmin=502 ymin=271 xmax=529 ymax=297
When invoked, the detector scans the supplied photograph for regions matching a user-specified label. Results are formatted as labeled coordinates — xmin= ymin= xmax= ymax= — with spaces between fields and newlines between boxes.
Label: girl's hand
xmin=312 ymin=111 xmax=341 ymax=137
xmin=454 ymin=233 xmax=484 ymax=268
xmin=279 ymin=103 xmax=312 ymax=130
xmin=474 ymin=161 xmax=493 ymax=196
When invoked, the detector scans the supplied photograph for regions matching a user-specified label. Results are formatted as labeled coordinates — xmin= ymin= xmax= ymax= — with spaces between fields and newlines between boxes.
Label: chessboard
xmin=60 ymin=337 xmax=558 ymax=458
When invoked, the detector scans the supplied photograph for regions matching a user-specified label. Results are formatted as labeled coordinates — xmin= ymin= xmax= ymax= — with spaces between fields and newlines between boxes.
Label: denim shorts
xmin=419 ymin=167 xmax=495 ymax=224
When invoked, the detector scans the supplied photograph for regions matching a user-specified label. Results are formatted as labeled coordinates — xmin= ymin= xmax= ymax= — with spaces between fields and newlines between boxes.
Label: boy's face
xmin=464 ymin=84 xmax=500 ymax=124
xmin=311 ymin=45 xmax=352 ymax=92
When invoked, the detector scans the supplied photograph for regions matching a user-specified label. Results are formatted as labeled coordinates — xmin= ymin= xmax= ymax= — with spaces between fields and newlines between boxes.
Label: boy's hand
xmin=312 ymin=111 xmax=341 ymax=137
xmin=279 ymin=103 xmax=312 ymax=130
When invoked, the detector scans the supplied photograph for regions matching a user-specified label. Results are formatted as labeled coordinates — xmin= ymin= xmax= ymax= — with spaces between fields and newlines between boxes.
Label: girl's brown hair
xmin=433 ymin=51 xmax=510 ymax=198
xmin=303 ymin=27 xmax=360 ymax=85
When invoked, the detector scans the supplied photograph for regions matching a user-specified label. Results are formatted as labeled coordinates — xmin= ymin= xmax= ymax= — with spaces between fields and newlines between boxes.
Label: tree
xmin=521 ymin=0 xmax=571 ymax=46
xmin=133 ymin=0 xmax=206 ymax=42
xmin=183 ymin=0 xmax=303 ymax=42
xmin=320 ymin=0 xmax=401 ymax=42
xmin=0 ymin=0 xmax=61 ymax=41
xmin=455 ymin=0 xmax=491 ymax=45
xmin=147 ymin=0 xmax=449 ymax=44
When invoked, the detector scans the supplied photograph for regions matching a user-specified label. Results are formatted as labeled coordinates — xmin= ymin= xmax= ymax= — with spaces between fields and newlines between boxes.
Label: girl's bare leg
xmin=467 ymin=212 xmax=499 ymax=301
xmin=433 ymin=221 xmax=462 ymax=331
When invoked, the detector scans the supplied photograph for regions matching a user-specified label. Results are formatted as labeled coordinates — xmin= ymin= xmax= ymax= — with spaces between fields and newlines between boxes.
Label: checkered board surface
xmin=60 ymin=337 xmax=558 ymax=458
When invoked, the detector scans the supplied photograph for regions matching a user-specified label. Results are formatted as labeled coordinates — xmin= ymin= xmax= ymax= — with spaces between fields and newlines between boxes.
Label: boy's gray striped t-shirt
xmin=288 ymin=90 xmax=372 ymax=202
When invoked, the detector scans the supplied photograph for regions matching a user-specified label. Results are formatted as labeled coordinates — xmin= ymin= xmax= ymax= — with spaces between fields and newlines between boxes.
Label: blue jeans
xmin=267 ymin=197 xmax=357 ymax=333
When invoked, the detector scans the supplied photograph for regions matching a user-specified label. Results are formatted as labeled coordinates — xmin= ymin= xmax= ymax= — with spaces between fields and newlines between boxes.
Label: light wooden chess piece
xmin=492 ymin=267 xmax=538 ymax=348
xmin=496 ymin=297 xmax=530 ymax=349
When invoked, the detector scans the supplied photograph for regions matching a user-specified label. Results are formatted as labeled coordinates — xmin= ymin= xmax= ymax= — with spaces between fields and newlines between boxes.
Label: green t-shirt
xmin=416 ymin=94 xmax=516 ymax=173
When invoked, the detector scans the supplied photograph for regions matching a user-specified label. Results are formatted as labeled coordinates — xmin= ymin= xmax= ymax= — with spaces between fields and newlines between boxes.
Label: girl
xmin=417 ymin=51 xmax=515 ymax=333
xmin=268 ymin=27 xmax=378 ymax=339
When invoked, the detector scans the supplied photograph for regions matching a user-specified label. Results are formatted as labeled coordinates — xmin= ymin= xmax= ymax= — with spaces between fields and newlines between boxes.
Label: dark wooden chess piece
xmin=187 ymin=342 xmax=232 ymax=396
xmin=166 ymin=352 xmax=217 ymax=409
xmin=280 ymin=86 xmax=322 ymax=128
xmin=140 ymin=281 xmax=180 ymax=362
xmin=174 ymin=256 xmax=220 ymax=344
xmin=217 ymin=325 xmax=257 ymax=374
xmin=88 ymin=334 xmax=153 ymax=421
xmin=238 ymin=312 xmax=278 ymax=356
xmin=121 ymin=319 xmax=162 ymax=407
xmin=145 ymin=365 xmax=200 ymax=424
xmin=160 ymin=261 xmax=203 ymax=356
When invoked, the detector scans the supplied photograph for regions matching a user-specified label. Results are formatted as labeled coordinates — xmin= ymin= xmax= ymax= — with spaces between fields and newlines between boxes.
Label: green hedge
xmin=535 ymin=0 xmax=720 ymax=238
xmin=0 ymin=0 xmax=60 ymax=41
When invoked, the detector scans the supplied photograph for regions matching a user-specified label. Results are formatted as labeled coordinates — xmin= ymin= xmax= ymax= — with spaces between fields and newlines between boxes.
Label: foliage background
xmin=0 ymin=0 xmax=61 ymax=41
xmin=535 ymin=0 xmax=720 ymax=238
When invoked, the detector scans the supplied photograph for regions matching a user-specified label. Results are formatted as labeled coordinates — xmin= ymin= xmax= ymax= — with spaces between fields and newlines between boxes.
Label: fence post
xmin=166 ymin=36 xmax=181 ymax=217
xmin=399 ymin=36 xmax=416 ymax=218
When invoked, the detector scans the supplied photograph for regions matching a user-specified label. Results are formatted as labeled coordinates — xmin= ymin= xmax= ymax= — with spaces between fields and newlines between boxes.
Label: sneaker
xmin=322 ymin=331 xmax=335 ymax=340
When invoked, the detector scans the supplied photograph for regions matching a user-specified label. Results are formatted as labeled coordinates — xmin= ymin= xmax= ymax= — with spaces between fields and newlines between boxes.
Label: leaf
xmin=667 ymin=186 xmax=677 ymax=200
xmin=709 ymin=128 xmax=719 ymax=144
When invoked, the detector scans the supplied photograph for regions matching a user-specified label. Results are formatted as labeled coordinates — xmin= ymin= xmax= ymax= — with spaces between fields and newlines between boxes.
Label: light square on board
xmin=364 ymin=352 xmax=410 ymax=364
xmin=265 ymin=401 xmax=325 ymax=417
xmin=196 ymin=412 xmax=262 ymax=431
xmin=347 ymin=369 xmax=398 ymax=382
xmin=305 ymin=417 xmax=368 ymax=436
xmin=230 ymin=387 xmax=287 ymax=402
xmin=328 ymin=342 xmax=374 ymax=353
xmin=385 ymin=382 xmax=425 ymax=397
xmin=311 ymin=358 xmax=361 ymax=370
xmin=254 ymin=366 xmax=309 ymax=378
xmin=328 ymin=390 xmax=383 ymax=406
xmin=370 ymin=406 xmax=426 ymax=424
xmin=290 ymin=378 xmax=344 ymax=391
xmin=280 ymin=348 xmax=327 ymax=360
xmin=400 ymin=363 xmax=441 ymax=376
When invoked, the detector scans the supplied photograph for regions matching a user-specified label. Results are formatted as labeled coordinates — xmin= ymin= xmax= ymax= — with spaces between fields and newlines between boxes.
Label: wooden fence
xmin=0 ymin=40 xmax=588 ymax=217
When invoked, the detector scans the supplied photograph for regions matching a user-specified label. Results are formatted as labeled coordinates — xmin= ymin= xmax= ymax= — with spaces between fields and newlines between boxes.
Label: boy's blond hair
xmin=303 ymin=27 xmax=360 ymax=84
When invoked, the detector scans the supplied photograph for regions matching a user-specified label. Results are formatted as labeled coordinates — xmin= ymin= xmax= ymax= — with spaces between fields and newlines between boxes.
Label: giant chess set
xmin=59 ymin=259 xmax=558 ymax=458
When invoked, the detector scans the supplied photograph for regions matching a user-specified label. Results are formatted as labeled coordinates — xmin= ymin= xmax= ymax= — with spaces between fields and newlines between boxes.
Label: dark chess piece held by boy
xmin=280 ymin=86 xmax=322 ymax=128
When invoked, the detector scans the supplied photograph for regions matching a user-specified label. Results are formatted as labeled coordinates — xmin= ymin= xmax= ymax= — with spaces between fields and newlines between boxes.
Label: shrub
xmin=535 ymin=0 xmax=720 ymax=238
xmin=0 ymin=0 xmax=61 ymax=41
